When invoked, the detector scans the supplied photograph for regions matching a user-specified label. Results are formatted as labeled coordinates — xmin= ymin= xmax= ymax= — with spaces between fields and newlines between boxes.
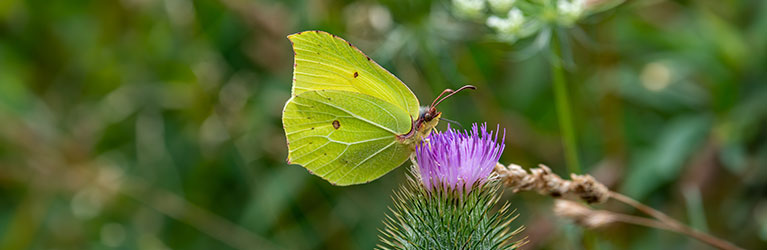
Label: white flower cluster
xmin=557 ymin=0 xmax=586 ymax=25
xmin=452 ymin=0 xmax=610 ymax=43
xmin=452 ymin=0 xmax=486 ymax=18
xmin=486 ymin=8 xmax=526 ymax=41
xmin=487 ymin=0 xmax=516 ymax=13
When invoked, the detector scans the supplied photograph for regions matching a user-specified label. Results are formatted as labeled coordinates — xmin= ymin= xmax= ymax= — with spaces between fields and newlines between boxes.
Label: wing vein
xmin=311 ymin=91 xmax=398 ymax=134
xmin=336 ymin=141 xmax=398 ymax=182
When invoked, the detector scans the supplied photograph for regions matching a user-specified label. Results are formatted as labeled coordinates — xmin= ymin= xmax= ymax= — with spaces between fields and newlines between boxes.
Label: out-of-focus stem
xmin=550 ymin=32 xmax=581 ymax=174
xmin=609 ymin=192 xmax=744 ymax=250
xmin=120 ymin=176 xmax=279 ymax=250
xmin=0 ymin=188 xmax=49 ymax=250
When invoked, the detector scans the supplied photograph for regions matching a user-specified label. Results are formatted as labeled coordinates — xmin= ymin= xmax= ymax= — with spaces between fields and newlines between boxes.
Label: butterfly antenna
xmin=430 ymin=85 xmax=476 ymax=108
xmin=440 ymin=117 xmax=463 ymax=129
xmin=430 ymin=88 xmax=454 ymax=108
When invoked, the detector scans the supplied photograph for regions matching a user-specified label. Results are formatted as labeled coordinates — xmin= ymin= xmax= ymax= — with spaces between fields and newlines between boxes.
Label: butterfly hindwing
xmin=283 ymin=89 xmax=413 ymax=185
xmin=288 ymin=31 xmax=420 ymax=119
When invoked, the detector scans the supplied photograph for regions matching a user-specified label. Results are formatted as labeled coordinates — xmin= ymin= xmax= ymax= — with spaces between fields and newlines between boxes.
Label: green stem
xmin=550 ymin=32 xmax=581 ymax=174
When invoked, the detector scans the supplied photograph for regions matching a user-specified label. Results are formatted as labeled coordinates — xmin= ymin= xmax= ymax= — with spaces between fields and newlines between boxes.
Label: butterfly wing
xmin=283 ymin=89 xmax=413 ymax=185
xmin=288 ymin=31 xmax=420 ymax=119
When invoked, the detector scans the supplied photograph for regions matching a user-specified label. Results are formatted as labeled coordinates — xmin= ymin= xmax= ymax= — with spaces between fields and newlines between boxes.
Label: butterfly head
xmin=416 ymin=106 xmax=442 ymax=137
xmin=418 ymin=106 xmax=441 ymax=124
xmin=400 ymin=85 xmax=476 ymax=145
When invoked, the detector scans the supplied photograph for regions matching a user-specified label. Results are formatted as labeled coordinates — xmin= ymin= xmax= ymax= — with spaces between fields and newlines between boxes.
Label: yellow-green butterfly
xmin=282 ymin=30 xmax=474 ymax=185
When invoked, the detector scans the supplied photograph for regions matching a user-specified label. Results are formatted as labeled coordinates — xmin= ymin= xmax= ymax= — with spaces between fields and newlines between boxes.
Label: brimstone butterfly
xmin=282 ymin=31 xmax=474 ymax=185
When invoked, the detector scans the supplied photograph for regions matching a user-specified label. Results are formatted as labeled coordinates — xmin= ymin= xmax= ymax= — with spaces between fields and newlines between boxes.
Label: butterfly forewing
xmin=288 ymin=31 xmax=420 ymax=119
xmin=283 ymin=90 xmax=412 ymax=185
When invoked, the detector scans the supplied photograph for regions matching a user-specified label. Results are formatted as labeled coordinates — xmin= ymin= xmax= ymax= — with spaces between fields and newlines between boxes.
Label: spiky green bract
xmin=377 ymin=170 xmax=526 ymax=250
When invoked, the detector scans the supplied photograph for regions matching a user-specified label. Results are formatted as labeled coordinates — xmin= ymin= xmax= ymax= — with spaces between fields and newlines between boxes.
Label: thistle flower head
xmin=415 ymin=123 xmax=505 ymax=193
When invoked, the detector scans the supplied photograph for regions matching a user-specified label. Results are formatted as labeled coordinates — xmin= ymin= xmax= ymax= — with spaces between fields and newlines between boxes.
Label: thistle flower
xmin=378 ymin=124 xmax=524 ymax=250
xmin=416 ymin=123 xmax=505 ymax=193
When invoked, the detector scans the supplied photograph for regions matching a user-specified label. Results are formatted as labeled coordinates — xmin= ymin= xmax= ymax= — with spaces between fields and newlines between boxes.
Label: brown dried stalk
xmin=494 ymin=163 xmax=609 ymax=204
xmin=553 ymin=199 xmax=674 ymax=230
xmin=495 ymin=163 xmax=744 ymax=250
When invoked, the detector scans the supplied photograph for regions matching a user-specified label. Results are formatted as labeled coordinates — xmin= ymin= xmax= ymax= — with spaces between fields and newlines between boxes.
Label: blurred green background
xmin=0 ymin=0 xmax=765 ymax=249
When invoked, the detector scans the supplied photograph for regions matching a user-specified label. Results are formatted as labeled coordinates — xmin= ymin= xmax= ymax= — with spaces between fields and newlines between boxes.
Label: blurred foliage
xmin=0 ymin=0 xmax=765 ymax=249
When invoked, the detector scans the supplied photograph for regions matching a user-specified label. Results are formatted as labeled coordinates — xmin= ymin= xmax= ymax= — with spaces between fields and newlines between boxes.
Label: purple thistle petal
xmin=416 ymin=123 xmax=506 ymax=193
